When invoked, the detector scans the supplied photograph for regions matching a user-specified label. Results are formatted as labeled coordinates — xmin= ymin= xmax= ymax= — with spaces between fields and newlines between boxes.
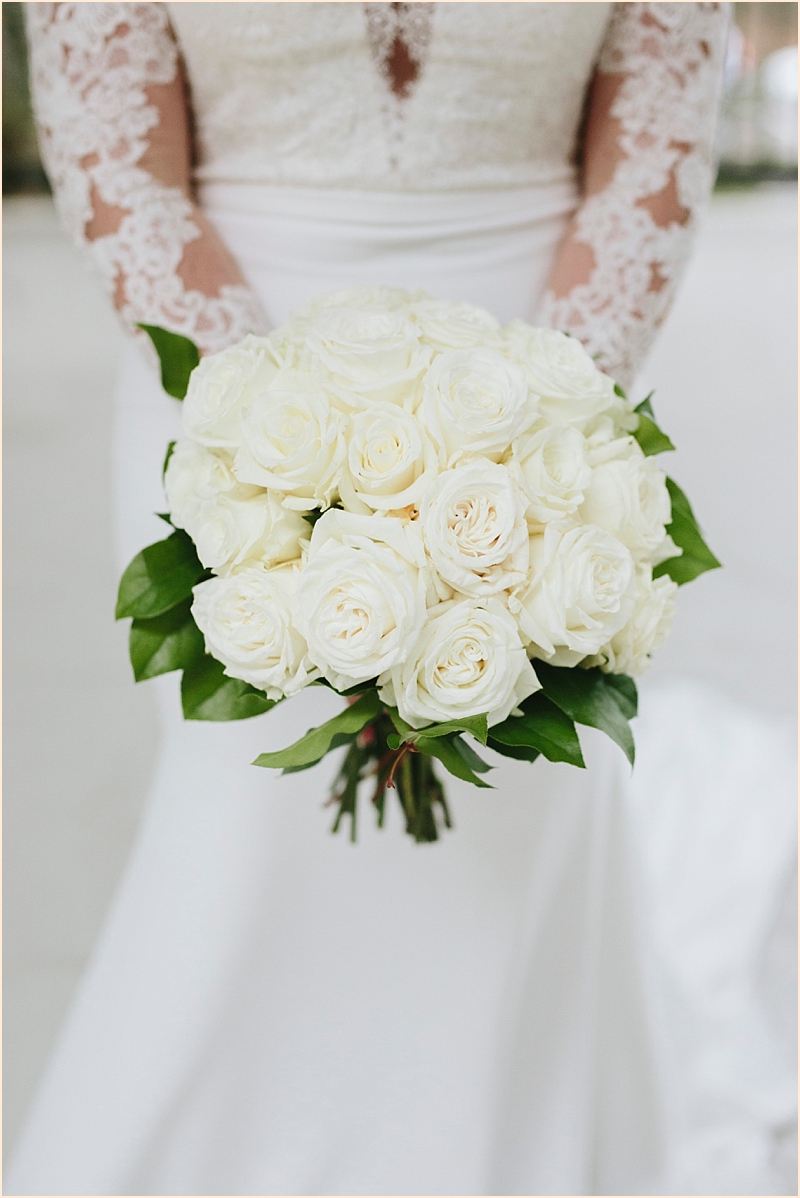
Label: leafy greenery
xmin=329 ymin=710 xmax=454 ymax=843
xmin=632 ymin=393 xmax=675 ymax=456
xmin=487 ymin=739 xmax=541 ymax=763
xmin=534 ymin=662 xmax=638 ymax=766
xmin=394 ymin=712 xmax=489 ymax=747
xmin=654 ymin=477 xmax=722 ymax=586
xmin=116 ymin=530 xmax=207 ymax=620
xmin=129 ymin=597 xmax=204 ymax=682
xmin=415 ymin=734 xmax=493 ymax=788
xmin=252 ymin=689 xmax=382 ymax=770
xmin=600 ymin=672 xmax=638 ymax=720
xmin=162 ymin=440 xmax=177 ymax=481
xmin=382 ymin=708 xmax=492 ymax=787
xmin=490 ymin=692 xmax=585 ymax=767
xmin=451 ymin=736 xmax=493 ymax=774
xmin=181 ymin=654 xmax=276 ymax=721
xmin=137 ymin=324 xmax=200 ymax=400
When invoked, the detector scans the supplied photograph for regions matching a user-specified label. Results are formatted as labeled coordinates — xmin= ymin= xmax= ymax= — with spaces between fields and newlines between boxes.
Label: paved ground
xmin=3 ymin=186 xmax=797 ymax=1162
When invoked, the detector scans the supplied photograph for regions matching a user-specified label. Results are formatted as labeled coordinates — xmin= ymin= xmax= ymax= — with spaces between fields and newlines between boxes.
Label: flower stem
xmin=329 ymin=712 xmax=452 ymax=843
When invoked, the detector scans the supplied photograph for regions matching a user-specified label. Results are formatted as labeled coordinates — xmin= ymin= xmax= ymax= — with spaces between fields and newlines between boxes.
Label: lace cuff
xmin=540 ymin=3 xmax=729 ymax=388
xmin=25 ymin=3 xmax=267 ymax=355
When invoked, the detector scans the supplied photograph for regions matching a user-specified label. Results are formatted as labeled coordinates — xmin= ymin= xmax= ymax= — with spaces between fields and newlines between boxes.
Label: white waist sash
xmin=199 ymin=180 xmax=577 ymax=326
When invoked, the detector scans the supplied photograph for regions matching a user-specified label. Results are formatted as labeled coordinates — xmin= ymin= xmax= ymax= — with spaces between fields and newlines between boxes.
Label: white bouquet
xmin=117 ymin=288 xmax=719 ymax=842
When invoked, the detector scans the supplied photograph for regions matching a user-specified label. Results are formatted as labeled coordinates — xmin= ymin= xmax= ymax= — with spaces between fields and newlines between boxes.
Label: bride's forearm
xmin=84 ymin=181 xmax=268 ymax=355
xmin=539 ymin=3 xmax=729 ymax=390
xmin=26 ymin=3 xmax=267 ymax=355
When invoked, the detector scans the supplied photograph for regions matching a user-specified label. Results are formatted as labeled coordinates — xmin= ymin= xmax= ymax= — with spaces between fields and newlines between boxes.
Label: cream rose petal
xmin=338 ymin=404 xmax=438 ymax=513
xmin=379 ymin=597 xmax=539 ymax=729
xmin=422 ymin=346 xmax=536 ymax=464
xmin=234 ymin=370 xmax=345 ymax=510
xmin=580 ymin=451 xmax=671 ymax=561
xmin=296 ymin=509 xmax=428 ymax=690
xmin=420 ymin=460 xmax=529 ymax=598
xmin=182 ymin=334 xmax=279 ymax=449
xmin=510 ymin=521 xmax=636 ymax=666
xmin=508 ymin=424 xmax=592 ymax=527
xmin=191 ymin=563 xmax=317 ymax=699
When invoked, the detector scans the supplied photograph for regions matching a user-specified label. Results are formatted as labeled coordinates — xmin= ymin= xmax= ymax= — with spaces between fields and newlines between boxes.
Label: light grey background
xmin=3 ymin=185 xmax=797 ymax=1163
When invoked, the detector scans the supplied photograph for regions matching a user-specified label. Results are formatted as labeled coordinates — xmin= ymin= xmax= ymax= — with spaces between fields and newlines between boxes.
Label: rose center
xmin=449 ymin=495 xmax=502 ymax=557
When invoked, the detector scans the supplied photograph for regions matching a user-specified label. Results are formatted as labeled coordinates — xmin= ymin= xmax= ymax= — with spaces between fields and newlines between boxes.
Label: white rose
xmin=420 ymin=460 xmax=529 ymax=598
xmin=510 ymin=522 xmax=636 ymax=666
xmin=409 ymin=298 xmax=502 ymax=352
xmin=591 ymin=566 xmax=678 ymax=676
xmin=421 ymin=347 xmax=536 ymax=464
xmin=188 ymin=490 xmax=309 ymax=575
xmin=338 ymin=405 xmax=438 ymax=514
xmin=191 ymin=563 xmax=317 ymax=699
xmin=304 ymin=306 xmax=431 ymax=408
xmin=297 ymin=285 xmax=422 ymax=318
xmin=379 ymin=598 xmax=540 ymax=729
xmin=296 ymin=509 xmax=428 ymax=690
xmin=580 ymin=450 xmax=671 ymax=561
xmin=580 ymin=417 xmax=641 ymax=466
xmin=182 ymin=334 xmax=279 ymax=449
xmin=164 ymin=440 xmax=247 ymax=531
xmin=503 ymin=325 xmax=621 ymax=427
xmin=233 ymin=369 xmax=345 ymax=510
xmin=508 ymin=424 xmax=592 ymax=526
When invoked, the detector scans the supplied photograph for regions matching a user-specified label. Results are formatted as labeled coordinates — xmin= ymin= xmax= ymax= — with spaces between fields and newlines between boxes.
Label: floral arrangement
xmin=116 ymin=287 xmax=719 ymax=842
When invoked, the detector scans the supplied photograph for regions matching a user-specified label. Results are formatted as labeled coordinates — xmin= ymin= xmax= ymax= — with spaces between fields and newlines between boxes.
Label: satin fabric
xmin=7 ymin=185 xmax=795 ymax=1196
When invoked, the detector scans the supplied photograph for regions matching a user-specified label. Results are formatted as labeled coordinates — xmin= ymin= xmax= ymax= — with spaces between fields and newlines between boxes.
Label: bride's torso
xmin=168 ymin=2 xmax=612 ymax=192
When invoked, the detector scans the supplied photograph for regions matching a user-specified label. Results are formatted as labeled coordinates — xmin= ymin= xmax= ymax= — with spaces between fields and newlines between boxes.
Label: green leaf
xmin=181 ymin=654 xmax=276 ymax=721
xmin=129 ymin=597 xmax=205 ymax=681
xmin=137 ymin=324 xmax=200 ymax=400
xmin=634 ymin=392 xmax=654 ymax=418
xmin=253 ymin=689 xmax=381 ymax=769
xmin=601 ymin=672 xmax=638 ymax=720
xmin=654 ymin=477 xmax=722 ymax=586
xmin=487 ymin=738 xmax=541 ymax=763
xmin=535 ymin=662 xmax=636 ymax=766
xmin=385 ymin=707 xmax=413 ymax=738
xmin=633 ymin=414 xmax=676 ymax=456
xmin=402 ymin=712 xmax=489 ymax=747
xmin=614 ymin=382 xmax=627 ymax=399
xmin=450 ymin=735 xmax=493 ymax=774
xmin=415 ymin=734 xmax=493 ymax=788
xmin=312 ymin=675 xmax=378 ymax=697
xmin=162 ymin=440 xmax=176 ymax=481
xmin=490 ymin=692 xmax=585 ymax=768
xmin=156 ymin=512 xmax=174 ymax=526
xmin=116 ymin=530 xmax=207 ymax=620
xmin=632 ymin=394 xmax=675 ymax=456
xmin=281 ymin=732 xmax=356 ymax=774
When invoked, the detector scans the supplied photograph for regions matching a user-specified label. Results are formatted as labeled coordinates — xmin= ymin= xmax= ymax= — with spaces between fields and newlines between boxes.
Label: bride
xmin=9 ymin=3 xmax=795 ymax=1195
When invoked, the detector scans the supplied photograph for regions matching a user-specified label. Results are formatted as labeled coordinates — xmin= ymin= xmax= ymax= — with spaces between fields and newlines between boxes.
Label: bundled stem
xmin=330 ymin=712 xmax=452 ymax=844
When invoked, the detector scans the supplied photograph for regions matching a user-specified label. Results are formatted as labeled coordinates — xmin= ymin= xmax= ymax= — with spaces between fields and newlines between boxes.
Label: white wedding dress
xmin=9 ymin=5 xmax=796 ymax=1195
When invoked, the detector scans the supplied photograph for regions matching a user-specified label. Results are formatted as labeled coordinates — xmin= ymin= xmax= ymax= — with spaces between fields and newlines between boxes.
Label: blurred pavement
xmin=3 ymin=185 xmax=797 ymax=1162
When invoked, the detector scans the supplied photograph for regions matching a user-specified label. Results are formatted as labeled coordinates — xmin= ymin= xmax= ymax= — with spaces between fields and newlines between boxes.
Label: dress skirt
xmin=6 ymin=184 xmax=796 ymax=1196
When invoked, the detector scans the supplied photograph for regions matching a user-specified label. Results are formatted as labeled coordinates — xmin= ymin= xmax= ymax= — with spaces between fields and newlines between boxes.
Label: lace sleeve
xmin=24 ymin=2 xmax=268 ymax=355
xmin=540 ymin=3 xmax=729 ymax=388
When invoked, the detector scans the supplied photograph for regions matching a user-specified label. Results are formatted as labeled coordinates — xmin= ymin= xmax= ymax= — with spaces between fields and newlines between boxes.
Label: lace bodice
xmin=25 ymin=2 xmax=728 ymax=381
xmin=167 ymin=2 xmax=611 ymax=191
